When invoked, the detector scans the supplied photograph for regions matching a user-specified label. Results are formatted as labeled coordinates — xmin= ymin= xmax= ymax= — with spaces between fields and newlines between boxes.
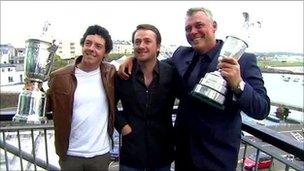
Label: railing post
xmin=241 ymin=142 xmax=248 ymax=170
xmin=17 ymin=130 xmax=24 ymax=170
xmin=30 ymin=129 xmax=37 ymax=170
xmin=285 ymin=165 xmax=290 ymax=171
xmin=43 ymin=129 xmax=49 ymax=169
xmin=2 ymin=132 xmax=9 ymax=170
xmin=254 ymin=149 xmax=260 ymax=171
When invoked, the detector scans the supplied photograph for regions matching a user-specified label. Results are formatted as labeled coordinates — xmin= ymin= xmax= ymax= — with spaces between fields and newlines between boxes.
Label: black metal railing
xmin=0 ymin=108 xmax=303 ymax=171
xmin=241 ymin=120 xmax=303 ymax=171
xmin=0 ymin=122 xmax=59 ymax=171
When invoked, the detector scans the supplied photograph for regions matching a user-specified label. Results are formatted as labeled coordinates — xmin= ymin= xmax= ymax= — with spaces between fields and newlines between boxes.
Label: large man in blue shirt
xmin=118 ymin=7 xmax=270 ymax=171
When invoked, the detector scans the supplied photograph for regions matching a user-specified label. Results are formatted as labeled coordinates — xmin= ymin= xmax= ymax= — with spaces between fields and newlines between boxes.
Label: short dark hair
xmin=80 ymin=25 xmax=113 ymax=53
xmin=131 ymin=24 xmax=161 ymax=45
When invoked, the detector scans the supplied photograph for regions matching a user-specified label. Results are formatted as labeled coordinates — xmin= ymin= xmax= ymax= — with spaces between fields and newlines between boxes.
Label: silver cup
xmin=13 ymin=39 xmax=58 ymax=124
xmin=191 ymin=36 xmax=248 ymax=110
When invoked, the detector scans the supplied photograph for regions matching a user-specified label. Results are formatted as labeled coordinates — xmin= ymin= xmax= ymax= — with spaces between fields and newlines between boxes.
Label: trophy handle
xmin=45 ymin=41 xmax=58 ymax=77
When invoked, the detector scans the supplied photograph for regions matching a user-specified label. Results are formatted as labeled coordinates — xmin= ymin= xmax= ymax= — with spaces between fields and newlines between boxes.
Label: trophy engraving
xmin=13 ymin=21 xmax=58 ymax=124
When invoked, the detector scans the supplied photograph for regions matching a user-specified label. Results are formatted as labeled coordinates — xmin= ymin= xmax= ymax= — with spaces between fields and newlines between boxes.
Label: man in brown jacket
xmin=47 ymin=25 xmax=116 ymax=171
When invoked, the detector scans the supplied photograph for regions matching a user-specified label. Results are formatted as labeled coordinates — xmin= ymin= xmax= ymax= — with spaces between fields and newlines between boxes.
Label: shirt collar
xmin=133 ymin=58 xmax=160 ymax=76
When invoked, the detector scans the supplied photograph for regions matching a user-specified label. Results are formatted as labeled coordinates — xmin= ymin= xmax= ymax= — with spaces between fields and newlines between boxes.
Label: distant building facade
xmin=0 ymin=41 xmax=178 ymax=86
xmin=57 ymin=41 xmax=82 ymax=59
xmin=0 ymin=44 xmax=17 ymax=64
xmin=0 ymin=44 xmax=24 ymax=85
xmin=112 ymin=40 xmax=133 ymax=54
xmin=0 ymin=63 xmax=23 ymax=85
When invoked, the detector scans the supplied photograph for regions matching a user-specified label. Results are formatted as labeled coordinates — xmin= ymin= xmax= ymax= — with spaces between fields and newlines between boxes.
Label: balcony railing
xmin=0 ymin=109 xmax=303 ymax=171
xmin=241 ymin=119 xmax=303 ymax=171
xmin=0 ymin=122 xmax=59 ymax=171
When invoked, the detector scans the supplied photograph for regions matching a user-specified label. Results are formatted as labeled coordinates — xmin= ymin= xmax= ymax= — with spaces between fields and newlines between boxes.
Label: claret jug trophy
xmin=13 ymin=21 xmax=58 ymax=124
xmin=190 ymin=12 xmax=260 ymax=110
xmin=191 ymin=36 xmax=248 ymax=110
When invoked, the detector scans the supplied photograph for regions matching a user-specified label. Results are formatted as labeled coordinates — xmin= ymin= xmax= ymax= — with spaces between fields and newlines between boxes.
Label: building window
xmin=8 ymin=68 xmax=12 ymax=72
xmin=8 ymin=76 xmax=14 ymax=82
xmin=1 ymin=68 xmax=4 ymax=72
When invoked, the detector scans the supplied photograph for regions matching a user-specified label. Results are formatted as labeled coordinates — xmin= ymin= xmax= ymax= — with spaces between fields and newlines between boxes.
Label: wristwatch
xmin=233 ymin=80 xmax=245 ymax=95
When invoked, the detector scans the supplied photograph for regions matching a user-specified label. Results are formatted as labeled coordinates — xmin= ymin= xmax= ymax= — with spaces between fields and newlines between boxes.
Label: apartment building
xmin=57 ymin=41 xmax=82 ymax=59
xmin=0 ymin=63 xmax=23 ymax=85
xmin=112 ymin=40 xmax=133 ymax=54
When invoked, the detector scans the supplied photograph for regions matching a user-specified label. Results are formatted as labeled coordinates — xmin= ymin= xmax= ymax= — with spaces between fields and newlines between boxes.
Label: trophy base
xmin=191 ymin=91 xmax=225 ymax=110
xmin=13 ymin=115 xmax=47 ymax=124
xmin=13 ymin=88 xmax=47 ymax=124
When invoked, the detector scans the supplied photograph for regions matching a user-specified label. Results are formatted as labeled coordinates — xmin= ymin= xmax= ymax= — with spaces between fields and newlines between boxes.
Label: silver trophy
xmin=13 ymin=22 xmax=58 ymax=124
xmin=191 ymin=36 xmax=248 ymax=110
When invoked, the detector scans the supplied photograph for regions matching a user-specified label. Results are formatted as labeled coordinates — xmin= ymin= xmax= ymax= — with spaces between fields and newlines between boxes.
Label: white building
xmin=12 ymin=48 xmax=26 ymax=64
xmin=57 ymin=41 xmax=82 ymax=59
xmin=0 ymin=63 xmax=23 ymax=86
xmin=0 ymin=44 xmax=25 ymax=86
xmin=0 ymin=44 xmax=16 ymax=64
xmin=112 ymin=40 xmax=133 ymax=54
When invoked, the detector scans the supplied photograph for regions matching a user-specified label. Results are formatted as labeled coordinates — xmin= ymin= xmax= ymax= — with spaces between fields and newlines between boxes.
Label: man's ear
xmin=213 ymin=21 xmax=217 ymax=32
xmin=213 ymin=21 xmax=217 ymax=29
xmin=103 ymin=53 xmax=109 ymax=61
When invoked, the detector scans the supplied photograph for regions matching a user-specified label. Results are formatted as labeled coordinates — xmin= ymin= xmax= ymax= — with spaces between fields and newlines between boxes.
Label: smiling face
xmin=133 ymin=29 xmax=160 ymax=63
xmin=185 ymin=11 xmax=217 ymax=53
xmin=80 ymin=34 xmax=108 ymax=71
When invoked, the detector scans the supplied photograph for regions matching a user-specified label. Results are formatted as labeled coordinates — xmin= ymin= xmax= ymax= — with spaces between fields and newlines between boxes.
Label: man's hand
xmin=121 ymin=124 xmax=132 ymax=136
xmin=117 ymin=57 xmax=134 ymax=80
xmin=217 ymin=56 xmax=242 ymax=90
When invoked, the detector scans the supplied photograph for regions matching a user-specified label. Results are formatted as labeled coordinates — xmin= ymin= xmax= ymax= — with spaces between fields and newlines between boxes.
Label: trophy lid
xmin=225 ymin=35 xmax=248 ymax=48
xmin=26 ymin=38 xmax=53 ymax=45
xmin=26 ymin=21 xmax=56 ymax=45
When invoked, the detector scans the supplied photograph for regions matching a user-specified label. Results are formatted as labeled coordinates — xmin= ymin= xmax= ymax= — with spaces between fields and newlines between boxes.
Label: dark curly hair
xmin=80 ymin=25 xmax=113 ymax=53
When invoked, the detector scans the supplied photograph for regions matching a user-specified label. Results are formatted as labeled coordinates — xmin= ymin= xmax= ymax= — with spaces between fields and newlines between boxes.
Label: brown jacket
xmin=46 ymin=56 xmax=116 ymax=160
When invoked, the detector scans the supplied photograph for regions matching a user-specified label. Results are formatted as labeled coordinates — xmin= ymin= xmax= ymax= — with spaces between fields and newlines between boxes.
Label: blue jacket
xmin=171 ymin=40 xmax=270 ymax=171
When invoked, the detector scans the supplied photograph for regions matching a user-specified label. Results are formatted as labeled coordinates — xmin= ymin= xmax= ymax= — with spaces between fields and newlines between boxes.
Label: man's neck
xmin=197 ymin=39 xmax=217 ymax=54
xmin=137 ymin=58 xmax=157 ymax=87
xmin=138 ymin=58 xmax=156 ymax=75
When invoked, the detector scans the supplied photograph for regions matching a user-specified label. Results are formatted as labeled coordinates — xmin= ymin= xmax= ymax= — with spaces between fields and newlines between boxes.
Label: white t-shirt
xmin=67 ymin=67 xmax=110 ymax=158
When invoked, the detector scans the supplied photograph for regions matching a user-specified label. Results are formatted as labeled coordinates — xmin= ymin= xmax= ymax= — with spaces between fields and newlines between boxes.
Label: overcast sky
xmin=1 ymin=1 xmax=303 ymax=53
